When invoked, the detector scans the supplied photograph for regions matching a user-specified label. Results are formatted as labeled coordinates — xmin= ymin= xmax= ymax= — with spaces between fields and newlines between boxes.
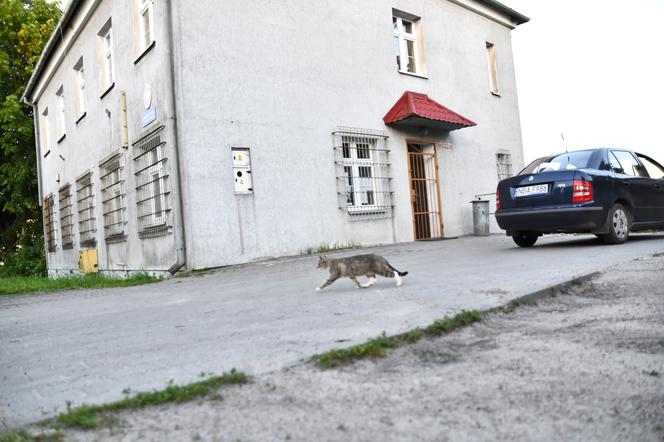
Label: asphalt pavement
xmin=2 ymin=232 xmax=664 ymax=428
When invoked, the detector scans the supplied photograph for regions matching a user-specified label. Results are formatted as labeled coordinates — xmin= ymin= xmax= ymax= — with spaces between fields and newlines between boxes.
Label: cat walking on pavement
xmin=316 ymin=254 xmax=408 ymax=291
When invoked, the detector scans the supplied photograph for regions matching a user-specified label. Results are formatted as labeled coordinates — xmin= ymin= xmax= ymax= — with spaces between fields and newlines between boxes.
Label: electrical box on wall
xmin=78 ymin=249 xmax=99 ymax=273
xmin=232 ymin=147 xmax=253 ymax=194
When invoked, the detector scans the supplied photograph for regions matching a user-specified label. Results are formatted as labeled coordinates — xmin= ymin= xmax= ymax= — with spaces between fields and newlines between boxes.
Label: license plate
xmin=515 ymin=184 xmax=548 ymax=197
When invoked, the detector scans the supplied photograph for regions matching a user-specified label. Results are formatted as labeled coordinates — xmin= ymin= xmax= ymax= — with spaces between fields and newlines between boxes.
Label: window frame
xmin=58 ymin=184 xmax=74 ymax=249
xmin=496 ymin=151 xmax=513 ymax=181
xmin=73 ymin=58 xmax=86 ymax=120
xmin=44 ymin=194 xmax=57 ymax=252
xmin=100 ymin=154 xmax=127 ymax=241
xmin=341 ymin=137 xmax=380 ymax=212
xmin=486 ymin=42 xmax=500 ymax=96
xmin=55 ymin=86 xmax=66 ymax=141
xmin=40 ymin=107 xmax=50 ymax=156
xmin=392 ymin=11 xmax=426 ymax=77
xmin=637 ymin=154 xmax=664 ymax=179
xmin=609 ymin=150 xmax=645 ymax=177
xmin=76 ymin=172 xmax=96 ymax=245
xmin=133 ymin=128 xmax=171 ymax=236
xmin=98 ymin=21 xmax=115 ymax=92
xmin=138 ymin=0 xmax=155 ymax=51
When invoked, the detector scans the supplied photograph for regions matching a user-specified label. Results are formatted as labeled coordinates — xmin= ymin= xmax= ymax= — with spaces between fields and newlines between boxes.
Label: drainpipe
xmin=24 ymin=98 xmax=51 ymax=273
xmin=164 ymin=0 xmax=186 ymax=274
xmin=119 ymin=91 xmax=129 ymax=149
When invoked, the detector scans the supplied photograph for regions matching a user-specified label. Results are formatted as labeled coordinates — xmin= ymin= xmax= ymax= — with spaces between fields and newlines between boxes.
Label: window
xmin=56 ymin=86 xmax=65 ymax=140
xmin=73 ymin=58 xmax=86 ymax=119
xmin=98 ymin=21 xmax=114 ymax=91
xmin=134 ymin=130 xmax=170 ymax=235
xmin=610 ymin=151 xmax=644 ymax=177
xmin=58 ymin=185 xmax=74 ymax=249
xmin=496 ymin=152 xmax=513 ymax=180
xmin=138 ymin=0 xmax=154 ymax=50
xmin=520 ymin=150 xmax=594 ymax=175
xmin=486 ymin=42 xmax=500 ymax=95
xmin=44 ymin=195 xmax=57 ymax=252
xmin=100 ymin=154 xmax=126 ymax=240
xmin=40 ymin=107 xmax=50 ymax=156
xmin=392 ymin=10 xmax=425 ymax=75
xmin=333 ymin=127 xmax=393 ymax=219
xmin=76 ymin=173 xmax=96 ymax=245
xmin=638 ymin=154 xmax=664 ymax=179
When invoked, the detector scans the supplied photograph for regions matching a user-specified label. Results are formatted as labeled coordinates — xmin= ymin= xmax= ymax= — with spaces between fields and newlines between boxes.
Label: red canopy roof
xmin=383 ymin=91 xmax=476 ymax=131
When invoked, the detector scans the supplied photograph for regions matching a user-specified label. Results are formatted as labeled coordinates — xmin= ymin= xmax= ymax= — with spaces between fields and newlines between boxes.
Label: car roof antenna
xmin=561 ymin=132 xmax=570 ymax=162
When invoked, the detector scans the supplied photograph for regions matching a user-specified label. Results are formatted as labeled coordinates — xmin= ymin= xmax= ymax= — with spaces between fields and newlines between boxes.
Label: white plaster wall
xmin=172 ymin=0 xmax=525 ymax=269
xmin=34 ymin=0 xmax=178 ymax=274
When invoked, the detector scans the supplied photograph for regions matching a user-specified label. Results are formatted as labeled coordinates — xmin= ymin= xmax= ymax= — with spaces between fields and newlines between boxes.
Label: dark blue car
xmin=495 ymin=148 xmax=664 ymax=247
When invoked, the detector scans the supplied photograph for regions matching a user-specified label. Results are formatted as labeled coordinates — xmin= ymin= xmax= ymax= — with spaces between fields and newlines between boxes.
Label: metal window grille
xmin=100 ymin=154 xmax=127 ymax=240
xmin=333 ymin=127 xmax=393 ymax=220
xmin=59 ymin=185 xmax=74 ymax=249
xmin=44 ymin=195 xmax=57 ymax=252
xmin=76 ymin=173 xmax=96 ymax=245
xmin=496 ymin=153 xmax=513 ymax=180
xmin=134 ymin=130 xmax=171 ymax=236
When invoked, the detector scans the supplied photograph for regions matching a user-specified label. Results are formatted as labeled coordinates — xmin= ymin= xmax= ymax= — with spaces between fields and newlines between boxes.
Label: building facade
xmin=23 ymin=0 xmax=528 ymax=276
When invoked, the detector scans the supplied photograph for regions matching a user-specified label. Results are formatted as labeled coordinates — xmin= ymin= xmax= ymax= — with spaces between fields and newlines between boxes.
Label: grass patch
xmin=0 ymin=272 xmax=160 ymax=296
xmin=304 ymin=242 xmax=363 ymax=255
xmin=312 ymin=310 xmax=481 ymax=368
xmin=0 ymin=429 xmax=63 ymax=442
xmin=55 ymin=370 xmax=247 ymax=429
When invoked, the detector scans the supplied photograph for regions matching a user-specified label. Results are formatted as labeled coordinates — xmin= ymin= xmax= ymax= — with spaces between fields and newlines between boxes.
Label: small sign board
xmin=141 ymin=106 xmax=157 ymax=128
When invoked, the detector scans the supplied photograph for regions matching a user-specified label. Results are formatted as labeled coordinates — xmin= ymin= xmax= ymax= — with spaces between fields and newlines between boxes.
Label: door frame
xmin=406 ymin=139 xmax=444 ymax=240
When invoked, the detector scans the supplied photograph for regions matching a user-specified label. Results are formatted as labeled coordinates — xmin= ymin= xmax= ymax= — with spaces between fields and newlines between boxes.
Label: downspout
xmin=164 ymin=0 xmax=186 ymax=274
xmin=25 ymin=99 xmax=51 ymax=273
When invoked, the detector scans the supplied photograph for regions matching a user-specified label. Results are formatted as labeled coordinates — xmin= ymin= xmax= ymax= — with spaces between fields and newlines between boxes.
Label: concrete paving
xmin=2 ymin=233 xmax=664 ymax=428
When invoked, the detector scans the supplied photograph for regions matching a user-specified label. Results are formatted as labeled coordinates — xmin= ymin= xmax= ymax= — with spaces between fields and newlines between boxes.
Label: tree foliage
xmin=0 ymin=0 xmax=61 ymax=276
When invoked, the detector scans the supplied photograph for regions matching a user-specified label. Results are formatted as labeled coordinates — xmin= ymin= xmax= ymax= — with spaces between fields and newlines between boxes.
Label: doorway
xmin=407 ymin=142 xmax=443 ymax=239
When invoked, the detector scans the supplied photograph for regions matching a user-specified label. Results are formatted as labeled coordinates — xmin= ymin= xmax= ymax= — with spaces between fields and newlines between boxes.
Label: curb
xmin=490 ymin=271 xmax=602 ymax=314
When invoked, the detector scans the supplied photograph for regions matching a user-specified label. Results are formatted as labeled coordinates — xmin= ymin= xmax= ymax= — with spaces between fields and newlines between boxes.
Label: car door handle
xmin=621 ymin=181 xmax=631 ymax=187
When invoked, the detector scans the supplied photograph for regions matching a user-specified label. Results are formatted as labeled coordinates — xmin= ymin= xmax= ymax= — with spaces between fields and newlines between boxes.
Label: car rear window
xmin=519 ymin=150 xmax=594 ymax=175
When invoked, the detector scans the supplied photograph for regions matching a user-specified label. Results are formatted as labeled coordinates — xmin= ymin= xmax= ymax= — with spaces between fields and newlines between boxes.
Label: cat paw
xmin=316 ymin=287 xmax=322 ymax=292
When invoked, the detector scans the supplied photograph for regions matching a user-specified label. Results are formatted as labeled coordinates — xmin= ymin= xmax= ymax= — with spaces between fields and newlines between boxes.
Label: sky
xmin=505 ymin=0 xmax=664 ymax=164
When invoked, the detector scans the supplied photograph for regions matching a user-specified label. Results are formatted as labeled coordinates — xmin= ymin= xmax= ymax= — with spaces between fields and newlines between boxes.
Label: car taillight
xmin=496 ymin=188 xmax=501 ymax=210
xmin=572 ymin=179 xmax=594 ymax=204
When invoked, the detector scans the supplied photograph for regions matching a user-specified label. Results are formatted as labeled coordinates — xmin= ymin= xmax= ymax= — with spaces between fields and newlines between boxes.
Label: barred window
xmin=100 ymin=154 xmax=126 ymax=240
xmin=59 ymin=185 xmax=74 ymax=249
xmin=44 ymin=195 xmax=57 ymax=252
xmin=134 ymin=129 xmax=170 ymax=235
xmin=333 ymin=127 xmax=393 ymax=220
xmin=76 ymin=173 xmax=96 ymax=245
xmin=496 ymin=152 xmax=513 ymax=181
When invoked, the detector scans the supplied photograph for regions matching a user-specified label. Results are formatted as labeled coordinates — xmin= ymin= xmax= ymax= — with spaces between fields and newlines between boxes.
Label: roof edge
xmin=478 ymin=0 xmax=529 ymax=25
xmin=21 ymin=0 xmax=84 ymax=104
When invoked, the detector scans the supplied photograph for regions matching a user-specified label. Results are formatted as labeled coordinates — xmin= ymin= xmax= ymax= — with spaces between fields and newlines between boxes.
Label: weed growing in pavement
xmin=303 ymin=242 xmax=363 ymax=255
xmin=312 ymin=310 xmax=482 ymax=368
xmin=54 ymin=370 xmax=248 ymax=429
xmin=0 ymin=428 xmax=64 ymax=442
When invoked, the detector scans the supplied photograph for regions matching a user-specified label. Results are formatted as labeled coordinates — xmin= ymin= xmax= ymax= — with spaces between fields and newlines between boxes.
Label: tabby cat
xmin=316 ymin=254 xmax=408 ymax=291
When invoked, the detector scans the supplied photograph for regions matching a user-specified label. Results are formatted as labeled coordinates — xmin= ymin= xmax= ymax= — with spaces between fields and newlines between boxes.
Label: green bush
xmin=0 ymin=238 xmax=46 ymax=277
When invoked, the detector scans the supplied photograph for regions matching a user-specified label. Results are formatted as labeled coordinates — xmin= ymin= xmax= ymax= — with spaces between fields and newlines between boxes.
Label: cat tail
xmin=389 ymin=264 xmax=408 ymax=277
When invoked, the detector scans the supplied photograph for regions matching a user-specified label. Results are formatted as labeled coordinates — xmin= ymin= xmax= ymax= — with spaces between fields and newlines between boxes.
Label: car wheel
xmin=512 ymin=232 xmax=538 ymax=247
xmin=600 ymin=203 xmax=630 ymax=244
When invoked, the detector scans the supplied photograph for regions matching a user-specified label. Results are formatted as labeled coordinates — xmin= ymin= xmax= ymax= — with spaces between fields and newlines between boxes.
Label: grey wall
xmin=171 ymin=0 xmax=525 ymax=269
xmin=34 ymin=0 xmax=178 ymax=275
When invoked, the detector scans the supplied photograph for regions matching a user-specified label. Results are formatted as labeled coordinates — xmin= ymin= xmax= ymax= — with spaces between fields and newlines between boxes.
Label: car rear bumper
xmin=495 ymin=205 xmax=607 ymax=234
